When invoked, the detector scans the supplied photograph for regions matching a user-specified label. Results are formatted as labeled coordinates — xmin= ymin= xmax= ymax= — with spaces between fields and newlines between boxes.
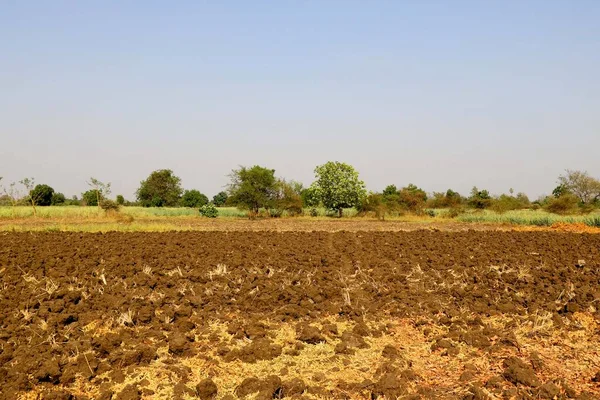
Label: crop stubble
xmin=0 ymin=231 xmax=599 ymax=399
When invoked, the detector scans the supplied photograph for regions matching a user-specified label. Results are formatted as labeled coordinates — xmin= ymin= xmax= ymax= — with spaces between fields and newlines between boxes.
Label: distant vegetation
xmin=1 ymin=166 xmax=599 ymax=224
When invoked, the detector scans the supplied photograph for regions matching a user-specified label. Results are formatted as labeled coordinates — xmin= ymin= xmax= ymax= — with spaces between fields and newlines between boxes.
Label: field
xmin=1 ymin=230 xmax=599 ymax=400
xmin=1 ymin=206 xmax=600 ymax=233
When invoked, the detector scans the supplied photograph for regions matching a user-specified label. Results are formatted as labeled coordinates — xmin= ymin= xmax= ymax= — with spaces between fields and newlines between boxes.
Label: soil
xmin=1 ymin=231 xmax=599 ymax=399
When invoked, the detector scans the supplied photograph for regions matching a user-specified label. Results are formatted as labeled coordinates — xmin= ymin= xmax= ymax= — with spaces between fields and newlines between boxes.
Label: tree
xmin=87 ymin=178 xmax=111 ymax=209
xmin=557 ymin=170 xmax=600 ymax=204
xmin=398 ymin=184 xmax=428 ymax=214
xmin=383 ymin=185 xmax=398 ymax=196
xmin=136 ymin=169 xmax=183 ymax=207
xmin=20 ymin=178 xmax=42 ymax=216
xmin=82 ymin=190 xmax=103 ymax=206
xmin=227 ymin=165 xmax=278 ymax=214
xmin=311 ymin=161 xmax=366 ymax=217
xmin=273 ymin=180 xmax=304 ymax=216
xmin=1 ymin=179 xmax=22 ymax=207
xmin=181 ymin=189 xmax=209 ymax=208
xmin=468 ymin=187 xmax=492 ymax=209
xmin=301 ymin=186 xmax=320 ymax=208
xmin=212 ymin=191 xmax=228 ymax=207
xmin=30 ymin=184 xmax=55 ymax=206
xmin=116 ymin=195 xmax=125 ymax=205
xmin=552 ymin=184 xmax=570 ymax=198
xmin=51 ymin=192 xmax=66 ymax=205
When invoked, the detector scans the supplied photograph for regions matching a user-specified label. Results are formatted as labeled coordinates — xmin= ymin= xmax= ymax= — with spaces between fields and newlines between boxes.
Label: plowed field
xmin=1 ymin=231 xmax=599 ymax=399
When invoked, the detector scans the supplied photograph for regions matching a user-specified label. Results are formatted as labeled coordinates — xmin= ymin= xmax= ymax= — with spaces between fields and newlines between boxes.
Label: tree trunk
xmin=338 ymin=208 xmax=343 ymax=218
xmin=30 ymin=198 xmax=37 ymax=217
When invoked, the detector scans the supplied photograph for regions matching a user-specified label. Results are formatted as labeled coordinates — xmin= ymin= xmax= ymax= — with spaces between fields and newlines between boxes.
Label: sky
xmin=1 ymin=1 xmax=599 ymax=200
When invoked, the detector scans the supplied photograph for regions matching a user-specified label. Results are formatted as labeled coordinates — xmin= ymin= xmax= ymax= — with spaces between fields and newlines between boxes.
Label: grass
xmin=1 ymin=206 xmax=600 ymax=232
xmin=456 ymin=208 xmax=600 ymax=226
xmin=0 ymin=206 xmax=247 ymax=219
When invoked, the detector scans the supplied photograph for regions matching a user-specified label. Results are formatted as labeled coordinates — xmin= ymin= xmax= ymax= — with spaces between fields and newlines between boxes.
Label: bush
xmin=309 ymin=208 xmax=318 ymax=217
xmin=199 ymin=203 xmax=218 ymax=218
xmin=268 ymin=209 xmax=283 ymax=218
xmin=181 ymin=189 xmax=209 ymax=208
xmin=99 ymin=199 xmax=120 ymax=211
xmin=116 ymin=195 xmax=125 ymax=205
xmin=468 ymin=187 xmax=492 ymax=209
xmin=357 ymin=193 xmax=388 ymax=220
xmin=51 ymin=192 xmax=66 ymax=205
xmin=543 ymin=194 xmax=579 ymax=215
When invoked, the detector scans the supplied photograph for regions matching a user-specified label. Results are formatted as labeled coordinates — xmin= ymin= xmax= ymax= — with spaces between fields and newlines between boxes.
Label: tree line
xmin=1 ymin=163 xmax=599 ymax=217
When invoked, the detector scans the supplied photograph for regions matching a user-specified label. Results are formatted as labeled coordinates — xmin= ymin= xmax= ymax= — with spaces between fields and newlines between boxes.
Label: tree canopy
xmin=136 ymin=169 xmax=183 ymax=207
xmin=30 ymin=184 xmax=55 ymax=206
xmin=558 ymin=170 xmax=600 ymax=204
xmin=212 ymin=191 xmax=228 ymax=207
xmin=181 ymin=189 xmax=209 ymax=208
xmin=311 ymin=161 xmax=366 ymax=217
xmin=227 ymin=165 xmax=277 ymax=213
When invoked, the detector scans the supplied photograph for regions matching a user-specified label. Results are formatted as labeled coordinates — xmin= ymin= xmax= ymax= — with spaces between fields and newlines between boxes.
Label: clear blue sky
xmin=1 ymin=1 xmax=598 ymax=200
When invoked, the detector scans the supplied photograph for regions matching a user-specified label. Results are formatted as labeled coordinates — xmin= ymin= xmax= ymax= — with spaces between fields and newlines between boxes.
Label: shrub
xmin=51 ymin=192 xmax=66 ymax=205
xmin=468 ymin=187 xmax=492 ymax=209
xmin=445 ymin=205 xmax=466 ymax=218
xmin=273 ymin=180 xmax=303 ymax=216
xmin=268 ymin=209 xmax=283 ymax=218
xmin=116 ymin=195 xmax=125 ymax=205
xmin=357 ymin=193 xmax=388 ymax=220
xmin=99 ymin=199 xmax=120 ymax=211
xmin=398 ymin=184 xmax=427 ymax=214
xmin=543 ymin=194 xmax=579 ymax=215
xmin=199 ymin=203 xmax=218 ymax=218
xmin=309 ymin=208 xmax=318 ymax=217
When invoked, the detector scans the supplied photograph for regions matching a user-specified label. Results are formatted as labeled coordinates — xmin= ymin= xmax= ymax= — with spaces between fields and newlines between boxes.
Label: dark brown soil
xmin=1 ymin=231 xmax=599 ymax=399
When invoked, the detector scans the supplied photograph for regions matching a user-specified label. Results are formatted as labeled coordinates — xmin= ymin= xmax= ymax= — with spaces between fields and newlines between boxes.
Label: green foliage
xmin=311 ymin=161 xmax=366 ymax=217
xmin=136 ymin=169 xmax=183 ymax=207
xmin=558 ymin=169 xmax=600 ymax=204
xmin=212 ymin=191 xmax=228 ymax=207
xmin=181 ymin=189 xmax=209 ymax=208
xmin=273 ymin=180 xmax=304 ymax=216
xmin=397 ymin=184 xmax=427 ymax=214
xmin=301 ymin=186 xmax=320 ymax=208
xmin=116 ymin=195 xmax=125 ymax=205
xmin=382 ymin=185 xmax=398 ymax=196
xmin=87 ymin=178 xmax=111 ymax=208
xmin=357 ymin=193 xmax=388 ymax=219
xmin=51 ymin=192 xmax=66 ymax=205
xmin=428 ymin=189 xmax=463 ymax=208
xmin=82 ymin=190 xmax=102 ymax=206
xmin=227 ymin=165 xmax=277 ymax=213
xmin=99 ymin=199 xmax=120 ymax=211
xmin=552 ymin=184 xmax=569 ymax=198
xmin=585 ymin=216 xmax=600 ymax=227
xmin=490 ymin=192 xmax=530 ymax=214
xmin=468 ymin=187 xmax=492 ymax=209
xmin=30 ymin=184 xmax=55 ymax=206
xmin=199 ymin=203 xmax=218 ymax=218
xmin=543 ymin=193 xmax=580 ymax=215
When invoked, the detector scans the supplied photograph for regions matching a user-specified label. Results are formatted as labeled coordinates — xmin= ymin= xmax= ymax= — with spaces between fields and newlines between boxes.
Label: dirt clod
xmin=196 ymin=378 xmax=218 ymax=399
xmin=503 ymin=356 xmax=541 ymax=387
